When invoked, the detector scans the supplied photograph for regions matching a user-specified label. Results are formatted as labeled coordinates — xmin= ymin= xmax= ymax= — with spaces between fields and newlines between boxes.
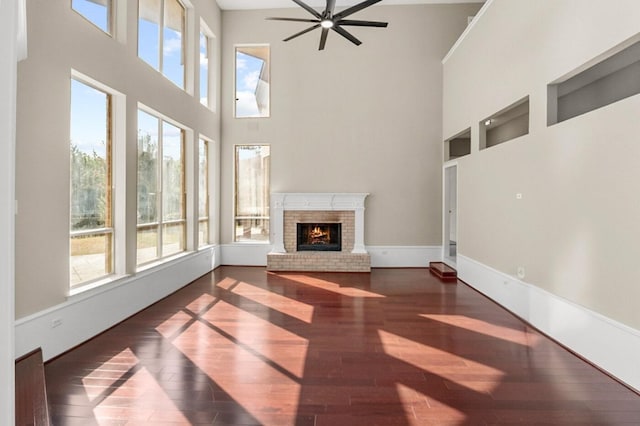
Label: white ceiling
xmin=216 ymin=0 xmax=484 ymax=11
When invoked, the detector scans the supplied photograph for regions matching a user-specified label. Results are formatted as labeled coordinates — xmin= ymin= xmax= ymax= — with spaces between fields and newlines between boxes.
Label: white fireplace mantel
xmin=271 ymin=193 xmax=369 ymax=254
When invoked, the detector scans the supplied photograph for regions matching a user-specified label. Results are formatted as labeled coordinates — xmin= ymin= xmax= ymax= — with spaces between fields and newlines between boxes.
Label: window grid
xmin=70 ymin=79 xmax=114 ymax=287
xmin=138 ymin=0 xmax=186 ymax=89
xmin=136 ymin=110 xmax=186 ymax=266
xmin=234 ymin=145 xmax=270 ymax=242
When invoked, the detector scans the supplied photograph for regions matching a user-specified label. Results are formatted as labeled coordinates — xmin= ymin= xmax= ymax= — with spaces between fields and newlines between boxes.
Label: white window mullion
xmin=156 ymin=117 xmax=163 ymax=259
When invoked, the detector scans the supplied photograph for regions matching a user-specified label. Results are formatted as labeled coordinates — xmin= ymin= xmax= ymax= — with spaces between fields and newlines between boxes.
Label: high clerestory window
xmin=138 ymin=0 xmax=186 ymax=89
xmin=137 ymin=109 xmax=186 ymax=265
xmin=200 ymin=23 xmax=215 ymax=110
xmin=234 ymin=145 xmax=270 ymax=242
xmin=72 ymin=0 xmax=112 ymax=34
xmin=235 ymin=45 xmax=270 ymax=118
xmin=70 ymin=78 xmax=113 ymax=287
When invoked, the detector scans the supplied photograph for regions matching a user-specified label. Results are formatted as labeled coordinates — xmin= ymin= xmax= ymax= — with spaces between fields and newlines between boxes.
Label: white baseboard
xmin=15 ymin=248 xmax=217 ymax=361
xmin=367 ymin=245 xmax=441 ymax=268
xmin=219 ymin=244 xmax=442 ymax=268
xmin=220 ymin=243 xmax=272 ymax=266
xmin=457 ymin=254 xmax=640 ymax=392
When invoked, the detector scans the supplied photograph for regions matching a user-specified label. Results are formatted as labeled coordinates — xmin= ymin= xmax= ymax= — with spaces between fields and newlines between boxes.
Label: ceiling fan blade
xmin=266 ymin=17 xmax=320 ymax=23
xmin=337 ymin=19 xmax=388 ymax=27
xmin=332 ymin=25 xmax=362 ymax=46
xmin=291 ymin=0 xmax=322 ymax=19
xmin=334 ymin=0 xmax=383 ymax=20
xmin=283 ymin=23 xmax=321 ymax=42
xmin=319 ymin=27 xmax=330 ymax=50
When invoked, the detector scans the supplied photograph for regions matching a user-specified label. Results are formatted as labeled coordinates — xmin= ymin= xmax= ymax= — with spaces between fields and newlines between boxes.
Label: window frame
xmin=199 ymin=21 xmax=216 ymax=111
xmin=69 ymin=75 xmax=115 ymax=288
xmin=198 ymin=137 xmax=210 ymax=247
xmin=71 ymin=0 xmax=113 ymax=36
xmin=234 ymin=44 xmax=271 ymax=119
xmin=233 ymin=144 xmax=271 ymax=243
xmin=136 ymin=106 xmax=187 ymax=267
xmin=137 ymin=0 xmax=188 ymax=89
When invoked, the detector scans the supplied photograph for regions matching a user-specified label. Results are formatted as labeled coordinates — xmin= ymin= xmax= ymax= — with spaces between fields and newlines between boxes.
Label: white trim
xmin=0 ymin=0 xmax=18 ymax=422
xmin=15 ymin=249 xmax=215 ymax=361
xmin=220 ymin=244 xmax=441 ymax=268
xmin=442 ymin=0 xmax=494 ymax=64
xmin=457 ymin=254 xmax=640 ymax=392
xmin=220 ymin=243 xmax=272 ymax=266
xmin=442 ymin=163 xmax=458 ymax=268
xmin=368 ymin=246 xmax=441 ymax=268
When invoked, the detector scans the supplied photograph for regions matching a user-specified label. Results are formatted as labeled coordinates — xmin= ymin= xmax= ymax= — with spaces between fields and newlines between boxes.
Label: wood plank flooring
xmin=44 ymin=266 xmax=640 ymax=425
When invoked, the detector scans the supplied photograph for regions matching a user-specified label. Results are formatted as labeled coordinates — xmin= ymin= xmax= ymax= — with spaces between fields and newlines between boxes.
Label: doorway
xmin=443 ymin=165 xmax=457 ymax=266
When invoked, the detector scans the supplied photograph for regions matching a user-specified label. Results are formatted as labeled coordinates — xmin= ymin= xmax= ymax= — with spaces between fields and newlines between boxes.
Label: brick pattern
xmin=267 ymin=252 xmax=371 ymax=272
xmin=267 ymin=210 xmax=370 ymax=272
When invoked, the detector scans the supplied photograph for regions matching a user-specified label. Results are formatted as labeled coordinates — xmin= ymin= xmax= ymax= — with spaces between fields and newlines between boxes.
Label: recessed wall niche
xmin=548 ymin=37 xmax=640 ymax=125
xmin=480 ymin=96 xmax=529 ymax=150
xmin=444 ymin=128 xmax=471 ymax=161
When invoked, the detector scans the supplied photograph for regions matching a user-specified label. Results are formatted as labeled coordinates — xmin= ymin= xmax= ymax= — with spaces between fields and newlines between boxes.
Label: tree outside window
xmin=137 ymin=109 xmax=186 ymax=265
xmin=234 ymin=145 xmax=270 ymax=242
xmin=70 ymin=78 xmax=113 ymax=286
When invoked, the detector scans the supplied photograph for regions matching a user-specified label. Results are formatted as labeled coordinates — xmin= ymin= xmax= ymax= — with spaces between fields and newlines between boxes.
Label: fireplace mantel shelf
xmin=272 ymin=193 xmax=369 ymax=211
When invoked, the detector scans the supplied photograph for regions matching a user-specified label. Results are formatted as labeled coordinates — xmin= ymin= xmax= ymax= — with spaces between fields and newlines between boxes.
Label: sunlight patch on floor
xmin=378 ymin=329 xmax=504 ymax=394
xmin=155 ymin=310 xmax=195 ymax=339
xmin=231 ymin=280 xmax=315 ymax=323
xmin=279 ymin=273 xmax=385 ymax=298
xmin=94 ymin=367 xmax=188 ymax=424
xmin=81 ymin=348 xmax=141 ymax=401
xmin=419 ymin=314 xmax=541 ymax=347
xmin=172 ymin=314 xmax=304 ymax=425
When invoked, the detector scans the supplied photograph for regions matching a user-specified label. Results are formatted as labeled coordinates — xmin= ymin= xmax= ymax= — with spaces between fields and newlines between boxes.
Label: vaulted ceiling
xmin=216 ymin=0 xmax=484 ymax=11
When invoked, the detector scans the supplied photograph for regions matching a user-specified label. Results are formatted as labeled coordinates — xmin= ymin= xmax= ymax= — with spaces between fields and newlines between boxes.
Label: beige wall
xmin=220 ymin=4 xmax=481 ymax=245
xmin=15 ymin=0 xmax=221 ymax=318
xmin=443 ymin=0 xmax=640 ymax=329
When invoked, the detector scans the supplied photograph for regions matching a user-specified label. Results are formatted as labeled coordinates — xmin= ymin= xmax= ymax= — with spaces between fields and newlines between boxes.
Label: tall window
xmin=138 ymin=0 xmax=186 ymax=88
xmin=198 ymin=138 xmax=210 ymax=247
xmin=199 ymin=25 xmax=215 ymax=109
xmin=137 ymin=110 xmax=186 ymax=265
xmin=235 ymin=45 xmax=270 ymax=118
xmin=72 ymin=0 xmax=111 ymax=34
xmin=70 ymin=79 xmax=113 ymax=287
xmin=234 ymin=145 xmax=270 ymax=242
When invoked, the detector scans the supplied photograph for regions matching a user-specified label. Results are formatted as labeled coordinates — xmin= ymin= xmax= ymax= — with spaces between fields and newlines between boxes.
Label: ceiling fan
xmin=267 ymin=0 xmax=388 ymax=51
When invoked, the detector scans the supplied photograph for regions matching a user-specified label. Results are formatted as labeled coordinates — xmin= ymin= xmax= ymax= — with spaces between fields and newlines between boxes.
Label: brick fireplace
xmin=267 ymin=193 xmax=371 ymax=272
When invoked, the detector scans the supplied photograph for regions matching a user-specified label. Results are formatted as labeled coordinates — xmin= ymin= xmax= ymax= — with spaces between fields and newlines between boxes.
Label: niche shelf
xmin=480 ymin=97 xmax=529 ymax=150
xmin=444 ymin=128 xmax=471 ymax=161
xmin=548 ymin=37 xmax=640 ymax=125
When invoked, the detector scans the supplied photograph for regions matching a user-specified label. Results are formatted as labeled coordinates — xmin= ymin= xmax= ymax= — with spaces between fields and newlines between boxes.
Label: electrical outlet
xmin=51 ymin=318 xmax=62 ymax=329
xmin=516 ymin=267 xmax=525 ymax=280
xmin=516 ymin=193 xmax=523 ymax=199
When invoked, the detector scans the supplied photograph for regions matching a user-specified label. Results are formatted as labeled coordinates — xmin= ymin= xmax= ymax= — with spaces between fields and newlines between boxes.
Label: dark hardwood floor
xmin=44 ymin=266 xmax=640 ymax=425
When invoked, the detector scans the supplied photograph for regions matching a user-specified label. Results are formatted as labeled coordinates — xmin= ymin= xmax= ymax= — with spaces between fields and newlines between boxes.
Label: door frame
xmin=442 ymin=163 xmax=458 ymax=267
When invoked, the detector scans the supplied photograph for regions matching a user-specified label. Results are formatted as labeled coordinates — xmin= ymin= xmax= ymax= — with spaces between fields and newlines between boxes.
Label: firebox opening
xmin=297 ymin=223 xmax=342 ymax=252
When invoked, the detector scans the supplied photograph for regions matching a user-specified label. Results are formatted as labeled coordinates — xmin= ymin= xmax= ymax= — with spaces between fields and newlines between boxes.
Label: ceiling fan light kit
xmin=267 ymin=0 xmax=389 ymax=50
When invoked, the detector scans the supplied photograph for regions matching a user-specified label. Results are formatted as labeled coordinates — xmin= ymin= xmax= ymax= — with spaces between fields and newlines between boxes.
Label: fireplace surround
xmin=267 ymin=193 xmax=370 ymax=272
